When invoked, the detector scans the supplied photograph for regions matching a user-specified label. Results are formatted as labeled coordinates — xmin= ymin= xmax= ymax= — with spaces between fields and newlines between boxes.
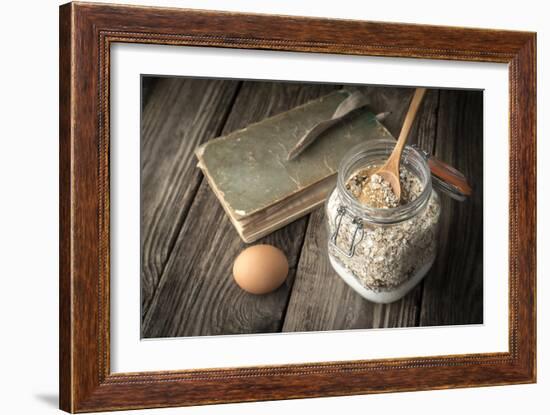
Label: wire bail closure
xmin=329 ymin=206 xmax=364 ymax=258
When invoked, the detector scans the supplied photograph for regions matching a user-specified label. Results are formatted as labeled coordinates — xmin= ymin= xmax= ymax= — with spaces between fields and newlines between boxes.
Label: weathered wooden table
xmin=140 ymin=77 xmax=483 ymax=338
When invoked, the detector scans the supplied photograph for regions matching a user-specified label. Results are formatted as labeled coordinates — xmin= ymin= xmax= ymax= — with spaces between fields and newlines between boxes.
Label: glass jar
xmin=325 ymin=138 xmax=441 ymax=304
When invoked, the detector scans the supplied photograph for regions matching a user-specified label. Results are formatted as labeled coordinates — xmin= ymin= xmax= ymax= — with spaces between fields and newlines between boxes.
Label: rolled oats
xmin=327 ymin=166 xmax=440 ymax=292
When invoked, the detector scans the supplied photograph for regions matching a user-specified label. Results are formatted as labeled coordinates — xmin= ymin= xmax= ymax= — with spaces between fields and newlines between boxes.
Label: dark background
xmin=140 ymin=77 xmax=483 ymax=338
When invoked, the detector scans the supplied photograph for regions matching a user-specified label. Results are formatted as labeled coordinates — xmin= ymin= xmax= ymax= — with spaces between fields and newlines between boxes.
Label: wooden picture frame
xmin=59 ymin=2 xmax=536 ymax=412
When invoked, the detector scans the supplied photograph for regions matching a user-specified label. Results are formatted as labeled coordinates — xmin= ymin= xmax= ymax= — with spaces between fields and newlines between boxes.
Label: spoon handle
xmin=386 ymin=88 xmax=427 ymax=172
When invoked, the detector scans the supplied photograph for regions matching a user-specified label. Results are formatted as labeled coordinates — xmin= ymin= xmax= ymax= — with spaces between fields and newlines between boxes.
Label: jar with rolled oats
xmin=325 ymin=138 xmax=441 ymax=303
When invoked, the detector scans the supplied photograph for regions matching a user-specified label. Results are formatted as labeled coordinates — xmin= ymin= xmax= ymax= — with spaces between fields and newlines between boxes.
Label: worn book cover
xmin=195 ymin=89 xmax=394 ymax=241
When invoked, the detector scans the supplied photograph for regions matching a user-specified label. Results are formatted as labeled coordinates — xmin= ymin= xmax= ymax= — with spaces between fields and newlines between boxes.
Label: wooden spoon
xmin=375 ymin=88 xmax=427 ymax=200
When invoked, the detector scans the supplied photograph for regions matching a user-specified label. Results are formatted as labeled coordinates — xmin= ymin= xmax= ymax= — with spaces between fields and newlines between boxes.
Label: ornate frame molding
xmin=60 ymin=2 xmax=536 ymax=412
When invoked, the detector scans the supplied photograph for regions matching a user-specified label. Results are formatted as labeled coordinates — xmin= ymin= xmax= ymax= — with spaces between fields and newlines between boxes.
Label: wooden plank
xmin=419 ymin=89 xmax=484 ymax=326
xmin=142 ymin=81 xmax=340 ymax=337
xmin=282 ymin=87 xmax=441 ymax=332
xmin=140 ymin=77 xmax=241 ymax=314
xmin=141 ymin=76 xmax=158 ymax=110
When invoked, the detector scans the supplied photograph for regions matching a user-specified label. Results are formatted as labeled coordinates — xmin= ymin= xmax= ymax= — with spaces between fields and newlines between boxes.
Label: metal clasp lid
xmin=329 ymin=206 xmax=364 ymax=258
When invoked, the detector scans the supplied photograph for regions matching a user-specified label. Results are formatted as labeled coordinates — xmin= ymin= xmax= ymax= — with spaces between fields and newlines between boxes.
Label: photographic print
xmin=140 ymin=77 xmax=483 ymax=338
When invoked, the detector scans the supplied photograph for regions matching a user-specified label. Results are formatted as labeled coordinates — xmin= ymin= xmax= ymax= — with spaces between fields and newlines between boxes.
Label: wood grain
xmin=141 ymin=76 xmax=158 ymax=110
xmin=142 ymin=81 xmax=340 ymax=337
xmin=140 ymin=77 xmax=240 ymax=313
xmin=59 ymin=3 xmax=536 ymax=412
xmin=59 ymin=4 xmax=73 ymax=410
xmin=419 ymin=90 xmax=484 ymax=326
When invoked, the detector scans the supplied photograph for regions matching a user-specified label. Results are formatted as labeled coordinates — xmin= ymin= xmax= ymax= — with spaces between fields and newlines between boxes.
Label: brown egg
xmin=233 ymin=245 xmax=289 ymax=294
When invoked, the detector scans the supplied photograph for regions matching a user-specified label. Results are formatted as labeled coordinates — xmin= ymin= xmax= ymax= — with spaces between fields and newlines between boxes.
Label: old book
xmin=195 ymin=89 xmax=394 ymax=243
